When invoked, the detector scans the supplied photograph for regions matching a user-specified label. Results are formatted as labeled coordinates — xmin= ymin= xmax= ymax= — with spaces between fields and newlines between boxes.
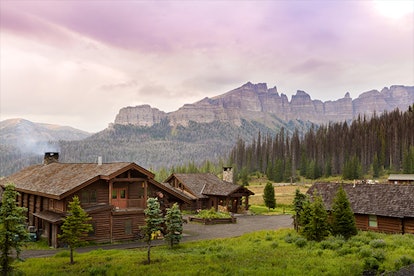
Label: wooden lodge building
xmin=0 ymin=153 xmax=192 ymax=248
xmin=0 ymin=153 xmax=254 ymax=247
xmin=308 ymin=183 xmax=414 ymax=234
xmin=162 ymin=170 xmax=254 ymax=213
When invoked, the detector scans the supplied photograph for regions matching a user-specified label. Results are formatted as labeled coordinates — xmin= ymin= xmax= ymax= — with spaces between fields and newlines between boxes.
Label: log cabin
xmin=163 ymin=170 xmax=254 ymax=213
xmin=308 ymin=182 xmax=414 ymax=234
xmin=0 ymin=152 xmax=192 ymax=248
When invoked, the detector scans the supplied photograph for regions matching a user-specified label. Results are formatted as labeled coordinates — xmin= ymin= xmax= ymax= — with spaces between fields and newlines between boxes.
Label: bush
xmin=195 ymin=208 xmax=231 ymax=219
xmin=364 ymin=257 xmax=380 ymax=271
xmin=394 ymin=255 xmax=414 ymax=270
xmin=369 ymin=239 xmax=386 ymax=249
xmin=295 ymin=237 xmax=307 ymax=248
xmin=359 ymin=247 xmax=373 ymax=258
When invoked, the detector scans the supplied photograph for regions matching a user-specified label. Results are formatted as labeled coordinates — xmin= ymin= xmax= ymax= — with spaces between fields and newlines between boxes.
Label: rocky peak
xmin=114 ymin=105 xmax=166 ymax=126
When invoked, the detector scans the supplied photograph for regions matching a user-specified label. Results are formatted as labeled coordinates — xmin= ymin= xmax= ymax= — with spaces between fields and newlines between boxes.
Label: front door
xmin=112 ymin=187 xmax=128 ymax=209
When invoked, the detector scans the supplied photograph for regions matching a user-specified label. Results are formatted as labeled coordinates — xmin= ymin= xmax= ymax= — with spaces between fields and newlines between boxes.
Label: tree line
xmin=228 ymin=105 xmax=414 ymax=182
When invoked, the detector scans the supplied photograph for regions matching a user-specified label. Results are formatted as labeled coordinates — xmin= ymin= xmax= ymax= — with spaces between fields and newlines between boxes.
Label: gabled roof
xmin=308 ymin=183 xmax=414 ymax=218
xmin=165 ymin=173 xmax=254 ymax=199
xmin=0 ymin=162 xmax=153 ymax=200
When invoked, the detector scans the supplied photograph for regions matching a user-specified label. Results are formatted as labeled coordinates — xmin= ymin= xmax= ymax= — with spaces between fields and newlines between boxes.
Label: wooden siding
xmin=85 ymin=210 xmax=112 ymax=243
xmin=355 ymin=214 xmax=404 ymax=234
xmin=405 ymin=218 xmax=414 ymax=234
xmin=111 ymin=212 xmax=145 ymax=241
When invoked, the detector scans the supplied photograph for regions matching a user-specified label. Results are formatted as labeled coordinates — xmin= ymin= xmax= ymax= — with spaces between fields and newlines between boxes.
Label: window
xmin=369 ymin=215 xmax=378 ymax=228
xmin=90 ymin=190 xmax=97 ymax=203
xmin=125 ymin=220 xmax=132 ymax=235
xmin=81 ymin=190 xmax=97 ymax=204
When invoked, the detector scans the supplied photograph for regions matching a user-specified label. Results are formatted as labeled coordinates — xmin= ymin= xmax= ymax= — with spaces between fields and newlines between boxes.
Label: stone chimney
xmin=44 ymin=152 xmax=59 ymax=165
xmin=223 ymin=166 xmax=233 ymax=183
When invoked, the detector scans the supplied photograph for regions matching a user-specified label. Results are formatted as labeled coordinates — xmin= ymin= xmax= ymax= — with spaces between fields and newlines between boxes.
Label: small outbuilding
xmin=387 ymin=174 xmax=414 ymax=185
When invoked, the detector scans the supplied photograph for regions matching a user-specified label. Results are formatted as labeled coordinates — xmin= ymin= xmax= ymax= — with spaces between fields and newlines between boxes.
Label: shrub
xmin=369 ymin=239 xmax=386 ymax=249
xmin=195 ymin=208 xmax=231 ymax=219
xmin=364 ymin=257 xmax=380 ymax=271
xmin=359 ymin=247 xmax=373 ymax=258
xmin=295 ymin=237 xmax=307 ymax=248
xmin=284 ymin=233 xmax=295 ymax=244
xmin=319 ymin=236 xmax=344 ymax=250
xmin=394 ymin=255 xmax=414 ymax=270
xmin=372 ymin=250 xmax=386 ymax=262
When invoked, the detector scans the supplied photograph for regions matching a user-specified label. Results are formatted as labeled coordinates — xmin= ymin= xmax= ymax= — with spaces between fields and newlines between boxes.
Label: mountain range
xmin=1 ymin=82 xmax=413 ymax=176
xmin=114 ymin=82 xmax=414 ymax=128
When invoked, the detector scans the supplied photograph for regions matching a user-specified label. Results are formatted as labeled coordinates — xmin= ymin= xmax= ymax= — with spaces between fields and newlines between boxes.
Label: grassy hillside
xmin=15 ymin=229 xmax=414 ymax=275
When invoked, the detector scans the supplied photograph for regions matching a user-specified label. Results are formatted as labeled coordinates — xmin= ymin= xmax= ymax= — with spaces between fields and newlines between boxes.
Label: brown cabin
xmin=163 ymin=171 xmax=254 ymax=213
xmin=0 ymin=152 xmax=190 ymax=248
xmin=308 ymin=183 xmax=414 ymax=234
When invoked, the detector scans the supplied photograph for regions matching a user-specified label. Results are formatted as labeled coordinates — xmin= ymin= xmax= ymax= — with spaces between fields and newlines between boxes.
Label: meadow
xmin=15 ymin=229 xmax=414 ymax=275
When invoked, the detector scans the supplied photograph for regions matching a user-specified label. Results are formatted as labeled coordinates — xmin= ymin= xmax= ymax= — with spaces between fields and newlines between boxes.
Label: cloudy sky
xmin=1 ymin=1 xmax=413 ymax=132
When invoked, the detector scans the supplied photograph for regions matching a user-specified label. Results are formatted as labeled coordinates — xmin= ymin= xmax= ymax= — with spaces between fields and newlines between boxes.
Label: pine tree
xmin=293 ymin=189 xmax=307 ymax=232
xmin=164 ymin=203 xmax=183 ymax=249
xmin=263 ymin=182 xmax=276 ymax=211
xmin=301 ymin=191 xmax=330 ymax=242
xmin=331 ymin=185 xmax=357 ymax=239
xmin=58 ymin=196 xmax=93 ymax=264
xmin=141 ymin=198 xmax=164 ymax=264
xmin=0 ymin=184 xmax=28 ymax=276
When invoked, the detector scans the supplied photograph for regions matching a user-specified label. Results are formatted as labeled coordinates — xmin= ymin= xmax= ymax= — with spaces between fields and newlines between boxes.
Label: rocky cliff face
xmin=113 ymin=82 xmax=414 ymax=127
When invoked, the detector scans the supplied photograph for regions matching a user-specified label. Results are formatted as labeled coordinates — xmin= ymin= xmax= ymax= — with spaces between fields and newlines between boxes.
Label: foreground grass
xmin=15 ymin=229 xmax=414 ymax=276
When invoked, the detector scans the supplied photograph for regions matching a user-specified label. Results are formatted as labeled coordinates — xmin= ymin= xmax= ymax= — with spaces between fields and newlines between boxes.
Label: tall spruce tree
xmin=263 ymin=182 xmax=276 ymax=210
xmin=58 ymin=196 xmax=93 ymax=264
xmin=164 ymin=203 xmax=183 ymax=249
xmin=331 ymin=185 xmax=357 ymax=239
xmin=0 ymin=184 xmax=28 ymax=276
xmin=141 ymin=198 xmax=164 ymax=264
xmin=301 ymin=191 xmax=330 ymax=242
xmin=293 ymin=189 xmax=307 ymax=232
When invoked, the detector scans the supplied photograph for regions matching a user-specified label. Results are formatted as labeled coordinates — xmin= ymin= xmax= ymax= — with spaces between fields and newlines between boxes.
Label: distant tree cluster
xmin=229 ymin=105 xmax=414 ymax=181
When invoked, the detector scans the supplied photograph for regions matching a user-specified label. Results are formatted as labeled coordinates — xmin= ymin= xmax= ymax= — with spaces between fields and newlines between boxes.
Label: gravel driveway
xmin=19 ymin=214 xmax=293 ymax=259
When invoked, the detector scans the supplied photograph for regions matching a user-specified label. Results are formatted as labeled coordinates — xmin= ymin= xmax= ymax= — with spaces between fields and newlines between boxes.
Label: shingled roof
xmin=0 ymin=162 xmax=153 ymax=200
xmin=308 ymin=183 xmax=414 ymax=218
xmin=166 ymin=173 xmax=254 ymax=198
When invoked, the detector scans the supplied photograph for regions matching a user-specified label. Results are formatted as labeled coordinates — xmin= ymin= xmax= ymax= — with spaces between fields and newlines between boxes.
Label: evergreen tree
xmin=342 ymin=155 xmax=362 ymax=180
xmin=331 ymin=185 xmax=357 ymax=239
xmin=293 ymin=189 xmax=307 ymax=232
xmin=372 ymin=153 xmax=381 ymax=178
xmin=263 ymin=182 xmax=276 ymax=210
xmin=0 ymin=184 xmax=28 ymax=276
xmin=402 ymin=146 xmax=414 ymax=173
xmin=164 ymin=203 xmax=183 ymax=249
xmin=301 ymin=191 xmax=330 ymax=242
xmin=58 ymin=196 xmax=93 ymax=264
xmin=141 ymin=198 xmax=164 ymax=264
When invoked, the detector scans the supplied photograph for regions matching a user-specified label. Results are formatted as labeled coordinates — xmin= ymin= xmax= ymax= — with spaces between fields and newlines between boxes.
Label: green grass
xmin=14 ymin=229 xmax=414 ymax=275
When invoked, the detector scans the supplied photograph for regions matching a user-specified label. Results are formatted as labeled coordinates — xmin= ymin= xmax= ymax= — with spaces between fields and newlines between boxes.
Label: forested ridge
xmin=228 ymin=105 xmax=414 ymax=182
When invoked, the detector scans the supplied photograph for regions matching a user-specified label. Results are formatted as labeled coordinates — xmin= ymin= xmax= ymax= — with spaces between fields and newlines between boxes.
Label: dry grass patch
xmin=249 ymin=184 xmax=309 ymax=205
